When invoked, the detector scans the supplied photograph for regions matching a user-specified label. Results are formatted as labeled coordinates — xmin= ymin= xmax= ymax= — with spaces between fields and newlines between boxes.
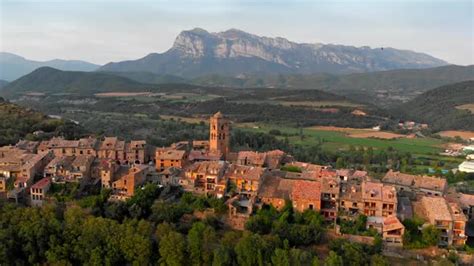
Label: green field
xmin=237 ymin=123 xmax=445 ymax=155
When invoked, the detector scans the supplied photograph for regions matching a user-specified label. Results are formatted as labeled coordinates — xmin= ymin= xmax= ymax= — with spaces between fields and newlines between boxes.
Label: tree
xmin=212 ymin=246 xmax=233 ymax=266
xmin=335 ymin=157 xmax=345 ymax=169
xmin=159 ymin=231 xmax=187 ymax=266
xmin=188 ymin=222 xmax=216 ymax=266
xmin=271 ymin=248 xmax=290 ymax=266
xmin=422 ymin=225 xmax=440 ymax=246
xmin=370 ymin=254 xmax=389 ymax=266
xmin=235 ymin=233 xmax=265 ymax=266
xmin=324 ymin=251 xmax=343 ymax=266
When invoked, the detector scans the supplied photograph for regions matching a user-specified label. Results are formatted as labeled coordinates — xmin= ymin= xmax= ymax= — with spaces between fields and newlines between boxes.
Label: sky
xmin=1 ymin=0 xmax=473 ymax=65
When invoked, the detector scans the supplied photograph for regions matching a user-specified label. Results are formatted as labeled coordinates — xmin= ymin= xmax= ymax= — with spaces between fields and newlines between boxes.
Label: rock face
xmin=99 ymin=28 xmax=447 ymax=77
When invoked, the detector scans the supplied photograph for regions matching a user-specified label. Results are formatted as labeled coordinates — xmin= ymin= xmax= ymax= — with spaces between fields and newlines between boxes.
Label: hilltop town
xmin=1 ymin=112 xmax=473 ymax=263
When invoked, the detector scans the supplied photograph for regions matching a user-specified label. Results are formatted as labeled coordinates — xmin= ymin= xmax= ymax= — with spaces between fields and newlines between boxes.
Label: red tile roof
xmin=31 ymin=177 xmax=51 ymax=189
xmin=291 ymin=180 xmax=321 ymax=201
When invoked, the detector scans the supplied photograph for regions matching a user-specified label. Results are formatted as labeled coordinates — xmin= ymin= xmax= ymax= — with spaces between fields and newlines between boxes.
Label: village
xmin=1 ymin=112 xmax=474 ymax=254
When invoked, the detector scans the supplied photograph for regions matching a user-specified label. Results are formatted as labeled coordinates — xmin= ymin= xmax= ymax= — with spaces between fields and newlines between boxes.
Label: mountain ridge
xmin=0 ymin=52 xmax=100 ymax=81
xmin=99 ymin=28 xmax=447 ymax=77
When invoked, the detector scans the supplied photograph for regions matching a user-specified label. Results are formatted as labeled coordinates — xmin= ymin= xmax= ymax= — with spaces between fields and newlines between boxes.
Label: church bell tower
xmin=209 ymin=111 xmax=230 ymax=158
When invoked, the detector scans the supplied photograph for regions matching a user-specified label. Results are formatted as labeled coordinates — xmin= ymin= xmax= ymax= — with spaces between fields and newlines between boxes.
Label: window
xmin=309 ymin=204 xmax=314 ymax=210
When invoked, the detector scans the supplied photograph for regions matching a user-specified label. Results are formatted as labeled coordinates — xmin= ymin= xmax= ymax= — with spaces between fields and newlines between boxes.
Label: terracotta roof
xmin=449 ymin=202 xmax=467 ymax=222
xmin=99 ymin=137 xmax=119 ymax=150
xmin=78 ymin=137 xmax=98 ymax=149
xmin=237 ymin=151 xmax=266 ymax=166
xmin=15 ymin=140 xmax=39 ymax=151
xmin=383 ymin=216 xmax=404 ymax=232
xmin=321 ymin=176 xmax=340 ymax=194
xmin=258 ymin=175 xmax=295 ymax=200
xmin=264 ymin=150 xmax=285 ymax=169
xmin=382 ymin=170 xmax=415 ymax=186
xmin=156 ymin=149 xmax=186 ymax=160
xmin=336 ymin=169 xmax=352 ymax=177
xmin=459 ymin=193 xmax=474 ymax=207
xmin=186 ymin=161 xmax=226 ymax=175
xmin=291 ymin=180 xmax=321 ymax=201
xmin=340 ymin=182 xmax=362 ymax=201
xmin=225 ymin=164 xmax=266 ymax=181
xmin=188 ymin=150 xmax=222 ymax=161
xmin=382 ymin=170 xmax=447 ymax=192
xmin=71 ymin=155 xmax=94 ymax=168
xmin=413 ymin=175 xmax=447 ymax=192
xmin=31 ymin=177 xmax=51 ymax=189
xmin=421 ymin=196 xmax=452 ymax=222
xmin=362 ymin=181 xmax=397 ymax=203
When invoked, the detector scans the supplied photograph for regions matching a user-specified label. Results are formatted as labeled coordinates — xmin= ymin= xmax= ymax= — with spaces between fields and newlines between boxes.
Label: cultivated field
xmin=456 ymin=103 xmax=474 ymax=113
xmin=438 ymin=130 xmax=474 ymax=140
xmin=237 ymin=123 xmax=445 ymax=155
xmin=277 ymin=100 xmax=362 ymax=108
xmin=94 ymin=92 xmax=155 ymax=97
xmin=309 ymin=126 xmax=406 ymax=139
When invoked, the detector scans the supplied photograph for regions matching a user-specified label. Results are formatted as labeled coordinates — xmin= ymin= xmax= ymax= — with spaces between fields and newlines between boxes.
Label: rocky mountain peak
xmin=100 ymin=28 xmax=448 ymax=77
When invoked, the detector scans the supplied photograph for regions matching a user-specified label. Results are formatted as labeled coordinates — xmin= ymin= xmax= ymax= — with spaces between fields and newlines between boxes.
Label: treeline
xmin=181 ymin=98 xmax=385 ymax=128
xmin=0 ymin=184 xmax=389 ymax=265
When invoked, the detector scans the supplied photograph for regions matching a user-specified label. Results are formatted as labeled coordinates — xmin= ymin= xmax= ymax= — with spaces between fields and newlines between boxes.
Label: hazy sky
xmin=1 ymin=0 xmax=473 ymax=65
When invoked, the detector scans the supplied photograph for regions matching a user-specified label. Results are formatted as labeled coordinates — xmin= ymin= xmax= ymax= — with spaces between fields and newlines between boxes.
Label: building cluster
xmin=1 ymin=112 xmax=473 ymax=248
xmin=0 ymin=137 xmax=153 ymax=204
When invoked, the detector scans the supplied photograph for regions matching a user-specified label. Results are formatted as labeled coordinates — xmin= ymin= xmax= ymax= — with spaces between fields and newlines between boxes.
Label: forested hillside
xmin=0 ymin=98 xmax=84 ymax=145
xmin=0 ymin=67 xmax=151 ymax=96
xmin=395 ymin=81 xmax=474 ymax=131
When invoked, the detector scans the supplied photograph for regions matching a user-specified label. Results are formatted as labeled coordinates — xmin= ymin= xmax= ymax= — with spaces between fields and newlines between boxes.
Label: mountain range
xmin=0 ymin=52 xmax=100 ymax=81
xmin=99 ymin=28 xmax=448 ymax=77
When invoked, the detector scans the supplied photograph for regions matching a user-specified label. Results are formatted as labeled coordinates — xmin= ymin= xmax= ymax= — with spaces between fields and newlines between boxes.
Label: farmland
xmin=236 ymin=123 xmax=445 ymax=155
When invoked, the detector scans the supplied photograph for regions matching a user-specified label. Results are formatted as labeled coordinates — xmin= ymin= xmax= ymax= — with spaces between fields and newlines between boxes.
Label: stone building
xmin=361 ymin=181 xmax=397 ymax=217
xmin=30 ymin=177 xmax=51 ymax=207
xmin=291 ymin=180 xmax=322 ymax=212
xmin=209 ymin=112 xmax=230 ymax=159
xmin=182 ymin=161 xmax=228 ymax=198
xmin=420 ymin=196 xmax=467 ymax=246
xmin=155 ymin=149 xmax=187 ymax=171
xmin=111 ymin=164 xmax=150 ymax=199
xmin=382 ymin=170 xmax=447 ymax=197
xmin=225 ymin=164 xmax=267 ymax=196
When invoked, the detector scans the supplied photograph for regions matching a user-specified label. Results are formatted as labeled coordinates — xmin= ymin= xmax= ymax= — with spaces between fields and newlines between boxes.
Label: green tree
xmin=159 ymin=231 xmax=187 ymax=266
xmin=370 ymin=254 xmax=389 ymax=266
xmin=235 ymin=233 xmax=265 ymax=266
xmin=421 ymin=225 xmax=440 ymax=246
xmin=271 ymin=248 xmax=290 ymax=266
xmin=188 ymin=222 xmax=216 ymax=266
xmin=212 ymin=246 xmax=233 ymax=266
xmin=324 ymin=251 xmax=343 ymax=266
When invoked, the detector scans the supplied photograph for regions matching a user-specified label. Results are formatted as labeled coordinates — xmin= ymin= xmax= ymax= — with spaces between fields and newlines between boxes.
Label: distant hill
xmin=99 ymin=28 xmax=447 ymax=77
xmin=395 ymin=81 xmax=474 ymax=131
xmin=191 ymin=65 xmax=474 ymax=106
xmin=0 ymin=79 xmax=8 ymax=89
xmin=0 ymin=52 xmax=100 ymax=81
xmin=0 ymin=67 xmax=153 ymax=96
